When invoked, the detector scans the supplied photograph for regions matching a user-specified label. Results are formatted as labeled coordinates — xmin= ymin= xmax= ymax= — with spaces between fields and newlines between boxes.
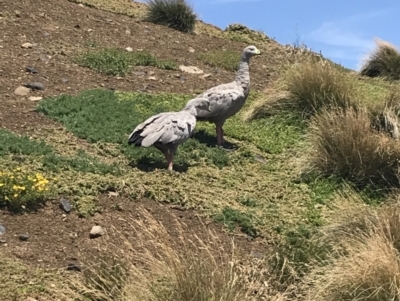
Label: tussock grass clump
xmin=198 ymin=49 xmax=241 ymax=71
xmin=76 ymin=48 xmax=176 ymax=76
xmin=360 ymin=39 xmax=400 ymax=80
xmin=145 ymin=0 xmax=197 ymax=33
xmin=67 ymin=208 xmax=270 ymax=301
xmin=310 ymin=107 xmax=400 ymax=188
xmin=372 ymin=87 xmax=400 ymax=139
xmin=286 ymin=60 xmax=356 ymax=115
xmin=304 ymin=205 xmax=400 ymax=301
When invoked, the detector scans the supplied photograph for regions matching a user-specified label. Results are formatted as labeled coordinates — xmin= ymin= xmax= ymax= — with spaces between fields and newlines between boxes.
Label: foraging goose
xmin=193 ymin=45 xmax=261 ymax=146
xmin=128 ymin=98 xmax=211 ymax=171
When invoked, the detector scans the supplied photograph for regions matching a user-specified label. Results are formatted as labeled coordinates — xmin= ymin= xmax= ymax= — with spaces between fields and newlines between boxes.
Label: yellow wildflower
xmin=13 ymin=193 xmax=18 ymax=198
xmin=0 ymin=183 xmax=3 ymax=187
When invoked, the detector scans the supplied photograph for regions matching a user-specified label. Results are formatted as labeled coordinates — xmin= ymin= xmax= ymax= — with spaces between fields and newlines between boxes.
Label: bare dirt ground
xmin=0 ymin=0 xmax=284 ymax=273
xmin=1 ymin=195 xmax=265 ymax=270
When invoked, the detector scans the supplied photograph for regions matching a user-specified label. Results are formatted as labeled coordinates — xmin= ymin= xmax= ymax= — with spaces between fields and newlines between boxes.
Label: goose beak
xmin=255 ymin=49 xmax=261 ymax=55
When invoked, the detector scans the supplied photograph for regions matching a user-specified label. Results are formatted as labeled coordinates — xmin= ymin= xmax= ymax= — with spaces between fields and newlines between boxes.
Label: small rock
xmin=0 ymin=224 xmax=6 ymax=235
xmin=125 ymin=30 xmax=131 ymax=35
xmin=14 ymin=10 xmax=21 ymax=17
xmin=136 ymin=48 xmax=143 ymax=52
xmin=148 ymin=76 xmax=157 ymax=81
xmin=90 ymin=225 xmax=105 ymax=239
xmin=87 ymin=29 xmax=93 ymax=32
xmin=61 ymin=78 xmax=69 ymax=83
xmin=29 ymin=96 xmax=43 ymax=101
xmin=179 ymin=65 xmax=204 ymax=74
xmin=125 ymin=47 xmax=133 ymax=52
xmin=39 ymin=54 xmax=51 ymax=62
xmin=19 ymin=234 xmax=29 ymax=241
xmin=25 ymin=82 xmax=45 ymax=90
xmin=26 ymin=66 xmax=38 ymax=74
xmin=67 ymin=263 xmax=81 ymax=272
xmin=14 ymin=86 xmax=30 ymax=96
xmin=201 ymin=73 xmax=212 ymax=79
xmin=60 ymin=198 xmax=72 ymax=213
xmin=0 ymin=239 xmax=6 ymax=244
xmin=133 ymin=71 xmax=145 ymax=76
xmin=21 ymin=42 xmax=34 ymax=49
xmin=148 ymin=71 xmax=155 ymax=76
xmin=78 ymin=3 xmax=84 ymax=7
xmin=188 ymin=47 xmax=195 ymax=53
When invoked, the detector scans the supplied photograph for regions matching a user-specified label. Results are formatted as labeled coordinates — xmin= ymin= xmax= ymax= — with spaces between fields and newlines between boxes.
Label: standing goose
xmin=193 ymin=45 xmax=261 ymax=146
xmin=128 ymin=98 xmax=211 ymax=171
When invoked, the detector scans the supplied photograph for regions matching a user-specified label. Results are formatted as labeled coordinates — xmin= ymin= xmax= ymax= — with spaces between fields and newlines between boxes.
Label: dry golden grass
xmin=309 ymin=107 xmax=400 ymax=188
xmin=64 ymin=207 xmax=281 ymax=301
xmin=360 ymin=39 xmax=400 ymax=81
xmin=303 ymin=204 xmax=400 ymax=301
xmin=285 ymin=60 xmax=356 ymax=116
xmin=371 ymin=86 xmax=400 ymax=139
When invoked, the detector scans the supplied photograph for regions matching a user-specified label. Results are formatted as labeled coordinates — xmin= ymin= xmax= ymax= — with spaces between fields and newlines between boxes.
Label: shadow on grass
xmin=192 ymin=129 xmax=238 ymax=151
xmin=129 ymin=156 xmax=189 ymax=173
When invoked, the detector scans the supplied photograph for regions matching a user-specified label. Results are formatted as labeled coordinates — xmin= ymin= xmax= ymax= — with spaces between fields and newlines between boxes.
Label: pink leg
xmin=216 ymin=126 xmax=225 ymax=146
xmin=164 ymin=151 xmax=173 ymax=171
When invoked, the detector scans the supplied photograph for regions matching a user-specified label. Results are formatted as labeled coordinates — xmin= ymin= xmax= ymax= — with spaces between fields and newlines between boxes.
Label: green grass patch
xmin=214 ymin=207 xmax=258 ymax=237
xmin=198 ymin=50 xmax=240 ymax=71
xmin=0 ymin=128 xmax=53 ymax=156
xmin=0 ymin=128 xmax=119 ymax=176
xmin=76 ymin=48 xmax=177 ymax=76
xmin=37 ymin=89 xmax=306 ymax=170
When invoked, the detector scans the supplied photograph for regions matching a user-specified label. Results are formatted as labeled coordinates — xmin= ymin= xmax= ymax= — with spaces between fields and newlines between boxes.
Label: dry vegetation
xmin=360 ymin=39 xmax=400 ymax=80
xmin=2 ymin=0 xmax=400 ymax=300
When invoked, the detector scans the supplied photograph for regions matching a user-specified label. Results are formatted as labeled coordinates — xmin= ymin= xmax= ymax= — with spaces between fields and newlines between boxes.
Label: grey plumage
xmin=128 ymin=98 xmax=211 ymax=171
xmin=192 ymin=45 xmax=261 ymax=146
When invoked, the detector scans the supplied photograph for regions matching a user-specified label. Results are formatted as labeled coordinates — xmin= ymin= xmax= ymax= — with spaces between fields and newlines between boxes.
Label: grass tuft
xmin=360 ymin=39 xmax=400 ymax=81
xmin=285 ymin=60 xmax=356 ymax=115
xmin=309 ymin=107 xmax=400 ymax=188
xmin=198 ymin=49 xmax=240 ymax=71
xmin=145 ymin=0 xmax=197 ymax=33
xmin=67 ymin=207 xmax=269 ymax=301
xmin=76 ymin=48 xmax=176 ymax=76
xmin=304 ymin=204 xmax=400 ymax=301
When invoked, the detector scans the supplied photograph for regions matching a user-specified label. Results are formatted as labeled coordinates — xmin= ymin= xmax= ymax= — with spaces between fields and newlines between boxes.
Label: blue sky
xmin=174 ymin=0 xmax=400 ymax=71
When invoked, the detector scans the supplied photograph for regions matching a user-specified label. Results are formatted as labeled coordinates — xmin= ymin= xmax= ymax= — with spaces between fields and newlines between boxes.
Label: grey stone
xmin=133 ymin=71 xmax=145 ymax=76
xmin=25 ymin=82 xmax=45 ymax=90
xmin=0 ymin=224 xmax=5 ymax=235
xmin=67 ymin=263 xmax=81 ymax=272
xmin=19 ymin=234 xmax=29 ymax=241
xmin=26 ymin=66 xmax=38 ymax=74
xmin=60 ymin=197 xmax=71 ymax=213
